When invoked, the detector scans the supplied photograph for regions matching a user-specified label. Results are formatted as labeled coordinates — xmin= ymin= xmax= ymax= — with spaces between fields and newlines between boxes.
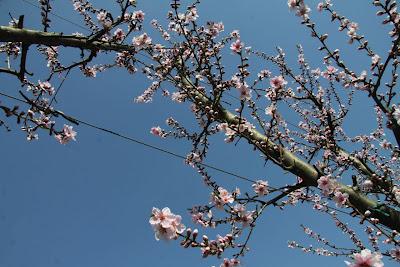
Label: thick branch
xmin=0 ymin=26 xmax=134 ymax=52
xmin=180 ymin=75 xmax=400 ymax=232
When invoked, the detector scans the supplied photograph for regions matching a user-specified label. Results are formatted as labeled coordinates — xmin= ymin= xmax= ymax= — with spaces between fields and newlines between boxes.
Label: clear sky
xmin=0 ymin=0 xmax=398 ymax=267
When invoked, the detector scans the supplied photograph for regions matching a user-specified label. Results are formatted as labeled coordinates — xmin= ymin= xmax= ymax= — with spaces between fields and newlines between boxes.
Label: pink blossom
xmin=113 ymin=28 xmax=125 ymax=42
xmin=269 ymin=75 xmax=287 ymax=89
xmin=132 ymin=10 xmax=145 ymax=21
xmin=371 ymin=54 xmax=380 ymax=66
xmin=322 ymin=65 xmax=338 ymax=79
xmin=236 ymin=82 xmax=251 ymax=100
xmin=287 ymin=0 xmax=297 ymax=10
xmin=82 ymin=66 xmax=97 ymax=77
xmin=38 ymin=80 xmax=55 ymax=95
xmin=150 ymin=126 xmax=165 ymax=138
xmin=362 ymin=180 xmax=374 ymax=191
xmin=230 ymin=39 xmax=243 ymax=53
xmin=186 ymin=7 xmax=198 ymax=22
xmin=347 ymin=22 xmax=359 ymax=37
xmin=149 ymin=207 xmax=185 ymax=241
xmin=171 ymin=91 xmax=186 ymax=102
xmin=258 ymin=69 xmax=271 ymax=79
xmin=73 ymin=2 xmax=81 ymax=10
xmin=220 ymin=258 xmax=240 ymax=267
xmin=132 ymin=33 xmax=152 ymax=49
xmin=233 ymin=205 xmax=254 ymax=227
xmin=252 ymin=180 xmax=269 ymax=196
xmin=207 ymin=22 xmax=224 ymax=37
xmin=97 ymin=11 xmax=111 ymax=28
xmin=297 ymin=3 xmax=311 ymax=18
xmin=96 ymin=11 xmax=107 ymax=22
xmin=345 ymin=249 xmax=384 ymax=267
xmin=217 ymin=123 xmax=236 ymax=143
xmin=317 ymin=175 xmax=335 ymax=195
xmin=333 ymin=191 xmax=349 ymax=207
xmin=55 ymin=125 xmax=77 ymax=144
xmin=212 ymin=187 xmax=234 ymax=208
xmin=230 ymin=30 xmax=240 ymax=38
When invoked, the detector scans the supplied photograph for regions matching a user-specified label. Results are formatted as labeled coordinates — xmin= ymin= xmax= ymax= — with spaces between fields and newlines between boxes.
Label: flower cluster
xmin=150 ymin=126 xmax=166 ymax=138
xmin=149 ymin=207 xmax=185 ymax=241
xmin=288 ymin=0 xmax=311 ymax=19
xmin=252 ymin=180 xmax=269 ymax=196
xmin=211 ymin=187 xmax=234 ymax=209
xmin=345 ymin=249 xmax=384 ymax=267
xmin=317 ymin=175 xmax=349 ymax=207
xmin=55 ymin=125 xmax=77 ymax=144
xmin=217 ymin=121 xmax=255 ymax=143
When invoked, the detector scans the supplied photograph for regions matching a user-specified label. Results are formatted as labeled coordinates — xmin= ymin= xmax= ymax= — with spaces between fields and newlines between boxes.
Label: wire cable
xmin=0 ymin=91 xmax=257 ymax=183
xmin=9 ymin=0 xmax=261 ymax=184
xmin=19 ymin=0 xmax=90 ymax=32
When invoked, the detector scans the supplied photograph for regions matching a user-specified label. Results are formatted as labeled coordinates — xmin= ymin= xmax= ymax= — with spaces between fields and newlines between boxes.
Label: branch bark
xmin=0 ymin=26 xmax=135 ymax=52
xmin=180 ymin=75 xmax=400 ymax=232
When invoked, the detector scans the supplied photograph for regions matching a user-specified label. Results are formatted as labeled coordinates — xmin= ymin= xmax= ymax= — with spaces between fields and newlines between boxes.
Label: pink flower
xmin=333 ymin=191 xmax=349 ymax=207
xmin=149 ymin=207 xmax=175 ymax=228
xmin=150 ymin=126 xmax=165 ymax=138
xmin=113 ymin=28 xmax=125 ymax=42
xmin=82 ymin=66 xmax=97 ymax=77
xmin=218 ymin=187 xmax=234 ymax=204
xmin=230 ymin=30 xmax=240 ymax=38
xmin=258 ymin=69 xmax=271 ymax=79
xmin=287 ymin=0 xmax=297 ymax=10
xmin=347 ymin=22 xmax=359 ymax=37
xmin=132 ymin=33 xmax=152 ymax=49
xmin=96 ymin=11 xmax=107 ymax=22
xmin=149 ymin=207 xmax=185 ymax=241
xmin=237 ymin=82 xmax=251 ymax=100
xmin=212 ymin=187 xmax=234 ymax=208
xmin=269 ymin=76 xmax=287 ymax=89
xmin=322 ymin=65 xmax=338 ymax=80
xmin=132 ymin=10 xmax=145 ymax=21
xmin=345 ymin=249 xmax=384 ymax=267
xmin=38 ymin=80 xmax=55 ymax=95
xmin=97 ymin=11 xmax=111 ymax=28
xmin=217 ymin=123 xmax=236 ymax=143
xmin=186 ymin=7 xmax=198 ymax=22
xmin=207 ymin=22 xmax=224 ymax=37
xmin=73 ymin=2 xmax=81 ymax=10
xmin=240 ymin=211 xmax=254 ymax=227
xmin=220 ymin=258 xmax=240 ymax=267
xmin=371 ymin=54 xmax=380 ymax=65
xmin=371 ymin=54 xmax=380 ymax=70
xmin=230 ymin=39 xmax=243 ymax=53
xmin=317 ymin=175 xmax=335 ymax=195
xmin=55 ymin=124 xmax=77 ymax=144
xmin=252 ymin=180 xmax=269 ymax=196
xmin=297 ymin=3 xmax=311 ymax=17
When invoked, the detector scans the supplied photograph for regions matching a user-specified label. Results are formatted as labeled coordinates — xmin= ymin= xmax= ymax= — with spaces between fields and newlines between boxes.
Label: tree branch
xmin=1 ymin=25 xmax=399 ymax=232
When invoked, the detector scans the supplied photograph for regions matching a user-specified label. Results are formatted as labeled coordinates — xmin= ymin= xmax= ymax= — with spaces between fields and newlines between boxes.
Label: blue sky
xmin=0 ymin=0 xmax=398 ymax=267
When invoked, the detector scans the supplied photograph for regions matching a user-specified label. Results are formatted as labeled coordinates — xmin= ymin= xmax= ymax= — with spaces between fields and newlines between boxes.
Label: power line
xmin=0 ymin=91 xmax=257 ymax=184
xmin=19 ymin=0 xmax=90 ymax=32
xmin=9 ymin=0 xmax=262 ymax=184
